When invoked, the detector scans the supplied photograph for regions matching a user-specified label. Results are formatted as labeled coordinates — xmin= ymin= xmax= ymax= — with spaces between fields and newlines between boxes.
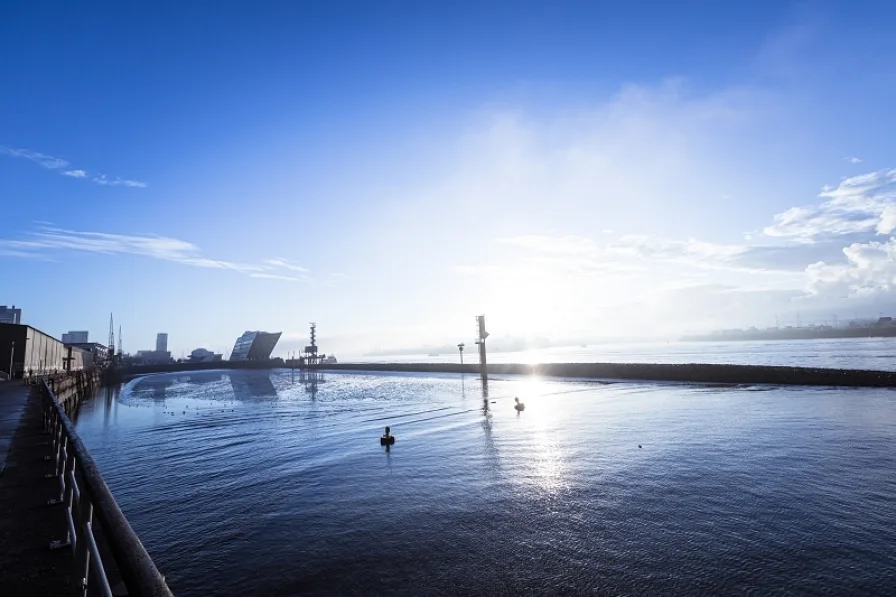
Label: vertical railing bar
xmin=74 ymin=485 xmax=93 ymax=595
xmin=64 ymin=452 xmax=77 ymax=551
xmin=84 ymin=524 xmax=114 ymax=597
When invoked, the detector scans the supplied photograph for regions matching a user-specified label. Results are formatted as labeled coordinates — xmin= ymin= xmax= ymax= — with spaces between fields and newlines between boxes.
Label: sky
xmin=3 ymin=0 xmax=896 ymax=358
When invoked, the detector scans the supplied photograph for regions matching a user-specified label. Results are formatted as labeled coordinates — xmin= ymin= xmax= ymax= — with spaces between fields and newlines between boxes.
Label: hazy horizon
xmin=5 ymin=2 xmax=896 ymax=358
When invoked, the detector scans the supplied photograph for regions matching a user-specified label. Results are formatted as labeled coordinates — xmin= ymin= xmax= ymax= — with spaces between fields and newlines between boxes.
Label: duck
xmin=380 ymin=425 xmax=395 ymax=446
xmin=514 ymin=397 xmax=525 ymax=412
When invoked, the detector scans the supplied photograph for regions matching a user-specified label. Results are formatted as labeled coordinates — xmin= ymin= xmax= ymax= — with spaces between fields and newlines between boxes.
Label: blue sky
xmin=3 ymin=1 xmax=896 ymax=357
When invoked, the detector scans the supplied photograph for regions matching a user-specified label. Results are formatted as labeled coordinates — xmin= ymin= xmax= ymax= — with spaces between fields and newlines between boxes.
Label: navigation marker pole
xmin=475 ymin=315 xmax=489 ymax=385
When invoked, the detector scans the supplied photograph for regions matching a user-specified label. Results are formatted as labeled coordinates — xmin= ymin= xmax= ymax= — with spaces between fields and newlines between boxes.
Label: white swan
xmin=514 ymin=397 xmax=525 ymax=411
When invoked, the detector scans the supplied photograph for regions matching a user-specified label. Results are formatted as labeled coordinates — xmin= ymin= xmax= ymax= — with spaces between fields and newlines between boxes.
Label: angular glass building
xmin=229 ymin=331 xmax=282 ymax=361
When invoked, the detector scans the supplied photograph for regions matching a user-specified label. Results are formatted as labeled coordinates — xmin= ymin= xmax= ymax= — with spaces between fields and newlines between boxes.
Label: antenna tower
xmin=108 ymin=313 xmax=115 ymax=361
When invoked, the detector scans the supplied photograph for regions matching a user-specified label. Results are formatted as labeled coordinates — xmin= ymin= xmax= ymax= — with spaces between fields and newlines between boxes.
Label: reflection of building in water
xmin=299 ymin=369 xmax=325 ymax=400
xmin=140 ymin=378 xmax=176 ymax=401
xmin=228 ymin=372 xmax=278 ymax=399
xmin=178 ymin=372 xmax=227 ymax=385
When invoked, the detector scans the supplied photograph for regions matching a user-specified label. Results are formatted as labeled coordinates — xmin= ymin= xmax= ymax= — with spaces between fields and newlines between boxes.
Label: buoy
xmin=514 ymin=397 xmax=525 ymax=412
xmin=380 ymin=426 xmax=395 ymax=446
xmin=638 ymin=445 xmax=642 ymax=449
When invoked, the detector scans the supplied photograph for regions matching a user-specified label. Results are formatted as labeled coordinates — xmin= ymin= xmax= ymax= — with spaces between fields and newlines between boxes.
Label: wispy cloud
xmin=263 ymin=258 xmax=309 ymax=273
xmin=250 ymin=273 xmax=308 ymax=282
xmin=845 ymin=156 xmax=862 ymax=164
xmin=92 ymin=174 xmax=147 ymax=188
xmin=0 ymin=146 xmax=69 ymax=169
xmin=0 ymin=226 xmax=316 ymax=283
xmin=0 ymin=145 xmax=146 ymax=188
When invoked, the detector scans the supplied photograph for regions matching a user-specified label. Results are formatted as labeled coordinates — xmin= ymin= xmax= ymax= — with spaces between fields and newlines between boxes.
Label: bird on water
xmin=514 ymin=397 xmax=525 ymax=412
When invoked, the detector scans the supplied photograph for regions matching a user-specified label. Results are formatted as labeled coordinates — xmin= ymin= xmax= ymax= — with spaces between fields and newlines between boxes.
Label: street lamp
xmin=457 ymin=343 xmax=465 ymax=365
xmin=8 ymin=341 xmax=14 ymax=380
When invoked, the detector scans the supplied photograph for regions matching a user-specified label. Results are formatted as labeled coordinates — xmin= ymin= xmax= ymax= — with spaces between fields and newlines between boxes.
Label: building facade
xmin=68 ymin=342 xmax=110 ymax=366
xmin=229 ymin=331 xmax=281 ymax=361
xmin=156 ymin=333 xmax=168 ymax=353
xmin=188 ymin=348 xmax=223 ymax=362
xmin=62 ymin=330 xmax=90 ymax=344
xmin=0 ymin=305 xmax=22 ymax=325
xmin=135 ymin=350 xmax=172 ymax=365
xmin=0 ymin=323 xmax=90 ymax=378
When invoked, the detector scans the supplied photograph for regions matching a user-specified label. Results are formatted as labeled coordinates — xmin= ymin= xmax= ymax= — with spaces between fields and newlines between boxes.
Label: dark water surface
xmin=74 ymin=370 xmax=896 ymax=596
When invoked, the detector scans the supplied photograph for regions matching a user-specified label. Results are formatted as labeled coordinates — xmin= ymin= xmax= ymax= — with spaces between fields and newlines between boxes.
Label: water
xmin=348 ymin=337 xmax=896 ymax=371
xmin=74 ymin=361 xmax=896 ymax=595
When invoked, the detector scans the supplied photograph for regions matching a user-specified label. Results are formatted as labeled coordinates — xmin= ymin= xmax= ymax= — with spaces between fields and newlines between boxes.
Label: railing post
xmin=49 ymin=445 xmax=73 ymax=548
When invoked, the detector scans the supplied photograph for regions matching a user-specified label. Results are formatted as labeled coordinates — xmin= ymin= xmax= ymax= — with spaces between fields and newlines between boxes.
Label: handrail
xmin=41 ymin=380 xmax=174 ymax=597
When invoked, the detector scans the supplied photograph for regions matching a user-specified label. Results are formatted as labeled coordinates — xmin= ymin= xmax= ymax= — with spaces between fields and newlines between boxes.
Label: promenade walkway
xmin=0 ymin=382 xmax=75 ymax=595
xmin=0 ymin=381 xmax=29 ymax=475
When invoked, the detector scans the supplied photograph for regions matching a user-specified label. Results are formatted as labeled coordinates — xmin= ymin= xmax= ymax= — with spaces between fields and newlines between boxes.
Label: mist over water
xmin=73 ymin=350 xmax=896 ymax=595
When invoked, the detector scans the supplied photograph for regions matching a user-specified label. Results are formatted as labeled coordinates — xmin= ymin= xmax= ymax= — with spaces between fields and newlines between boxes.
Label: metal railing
xmin=41 ymin=380 xmax=173 ymax=597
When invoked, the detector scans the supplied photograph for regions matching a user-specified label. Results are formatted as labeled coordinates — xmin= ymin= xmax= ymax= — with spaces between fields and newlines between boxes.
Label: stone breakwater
xmin=319 ymin=362 xmax=896 ymax=387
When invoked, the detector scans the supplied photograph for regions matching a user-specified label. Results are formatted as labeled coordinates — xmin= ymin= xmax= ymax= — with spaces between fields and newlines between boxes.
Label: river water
xmin=74 ymin=342 xmax=896 ymax=596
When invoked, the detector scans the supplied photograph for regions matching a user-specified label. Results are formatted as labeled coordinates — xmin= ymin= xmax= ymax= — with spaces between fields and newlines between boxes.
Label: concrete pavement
xmin=0 ymin=381 xmax=29 ymax=477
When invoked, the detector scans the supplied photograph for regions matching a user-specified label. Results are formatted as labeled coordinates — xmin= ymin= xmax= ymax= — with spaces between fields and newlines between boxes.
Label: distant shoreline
xmin=682 ymin=328 xmax=896 ymax=342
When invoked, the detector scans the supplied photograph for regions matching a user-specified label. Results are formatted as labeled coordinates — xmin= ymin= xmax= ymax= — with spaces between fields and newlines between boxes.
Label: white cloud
xmin=806 ymin=239 xmax=896 ymax=299
xmin=845 ymin=156 xmax=862 ymax=164
xmin=1 ymin=144 xmax=146 ymax=187
xmin=764 ymin=169 xmax=896 ymax=241
xmin=0 ymin=226 xmax=319 ymax=283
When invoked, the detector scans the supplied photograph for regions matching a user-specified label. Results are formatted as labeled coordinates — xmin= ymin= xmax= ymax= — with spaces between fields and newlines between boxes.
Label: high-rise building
xmin=0 ymin=305 xmax=22 ymax=325
xmin=62 ymin=331 xmax=89 ymax=344
xmin=156 ymin=333 xmax=168 ymax=353
xmin=229 ymin=331 xmax=281 ymax=361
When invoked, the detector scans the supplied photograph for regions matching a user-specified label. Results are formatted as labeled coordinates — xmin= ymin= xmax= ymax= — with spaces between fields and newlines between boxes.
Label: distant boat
xmin=427 ymin=353 xmax=440 ymax=357
xmin=324 ymin=355 xmax=337 ymax=364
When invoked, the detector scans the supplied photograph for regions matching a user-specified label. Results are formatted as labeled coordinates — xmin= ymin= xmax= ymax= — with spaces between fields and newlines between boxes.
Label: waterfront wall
xmin=41 ymin=368 xmax=100 ymax=417
xmin=117 ymin=360 xmax=896 ymax=387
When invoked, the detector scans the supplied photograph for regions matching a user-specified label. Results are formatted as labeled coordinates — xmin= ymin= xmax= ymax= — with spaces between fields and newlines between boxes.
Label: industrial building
xmin=229 ymin=331 xmax=281 ymax=361
xmin=62 ymin=330 xmax=90 ymax=344
xmin=67 ymin=342 xmax=110 ymax=366
xmin=0 ymin=323 xmax=91 ymax=378
xmin=0 ymin=305 xmax=22 ymax=325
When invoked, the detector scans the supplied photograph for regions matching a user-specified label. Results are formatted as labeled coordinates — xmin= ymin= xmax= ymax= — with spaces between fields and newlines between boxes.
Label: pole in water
xmin=475 ymin=315 xmax=489 ymax=384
